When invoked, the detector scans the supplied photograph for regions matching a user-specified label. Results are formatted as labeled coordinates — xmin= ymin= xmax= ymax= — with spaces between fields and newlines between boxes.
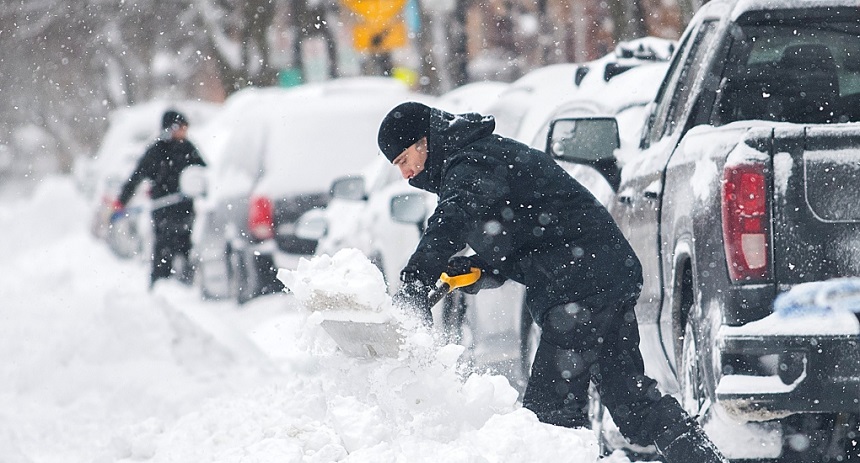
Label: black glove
xmin=446 ymin=255 xmax=505 ymax=295
xmin=393 ymin=267 xmax=434 ymax=325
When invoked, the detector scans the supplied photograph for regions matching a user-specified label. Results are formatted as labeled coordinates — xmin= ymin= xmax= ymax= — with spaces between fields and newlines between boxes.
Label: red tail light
xmin=248 ymin=196 xmax=274 ymax=240
xmin=722 ymin=163 xmax=771 ymax=282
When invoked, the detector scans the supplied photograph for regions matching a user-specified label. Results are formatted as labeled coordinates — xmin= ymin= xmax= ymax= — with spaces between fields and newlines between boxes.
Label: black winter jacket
xmin=404 ymin=108 xmax=642 ymax=325
xmin=118 ymin=137 xmax=206 ymax=214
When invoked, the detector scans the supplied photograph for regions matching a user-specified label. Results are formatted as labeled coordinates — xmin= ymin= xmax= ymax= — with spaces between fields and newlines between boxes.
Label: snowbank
xmin=0 ymin=177 xmax=608 ymax=463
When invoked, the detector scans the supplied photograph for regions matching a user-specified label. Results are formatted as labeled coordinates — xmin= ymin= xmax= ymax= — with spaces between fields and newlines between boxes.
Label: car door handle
xmin=643 ymin=190 xmax=659 ymax=200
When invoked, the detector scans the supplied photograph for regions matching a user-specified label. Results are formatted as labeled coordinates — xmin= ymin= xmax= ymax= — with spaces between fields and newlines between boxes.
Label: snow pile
xmin=277 ymin=248 xmax=389 ymax=313
xmin=774 ymin=278 xmax=860 ymax=316
xmin=723 ymin=278 xmax=860 ymax=337
xmin=0 ymin=177 xmax=272 ymax=462
xmin=1 ymin=176 xmax=611 ymax=462
xmin=144 ymin=250 xmax=600 ymax=462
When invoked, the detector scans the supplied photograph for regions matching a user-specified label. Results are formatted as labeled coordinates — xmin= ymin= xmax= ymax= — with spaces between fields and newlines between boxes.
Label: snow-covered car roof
xmin=553 ymin=62 xmax=668 ymax=121
xmin=208 ymin=78 xmax=434 ymax=200
xmin=436 ymin=81 xmax=509 ymax=115
xmin=487 ymin=37 xmax=676 ymax=145
xmin=486 ymin=63 xmax=580 ymax=139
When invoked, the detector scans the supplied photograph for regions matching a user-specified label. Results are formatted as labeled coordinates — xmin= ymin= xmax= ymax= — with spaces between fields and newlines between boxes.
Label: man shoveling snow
xmin=374 ymin=102 xmax=727 ymax=463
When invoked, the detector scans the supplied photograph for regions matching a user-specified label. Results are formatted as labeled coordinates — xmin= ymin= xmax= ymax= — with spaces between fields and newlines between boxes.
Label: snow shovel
xmin=320 ymin=267 xmax=482 ymax=358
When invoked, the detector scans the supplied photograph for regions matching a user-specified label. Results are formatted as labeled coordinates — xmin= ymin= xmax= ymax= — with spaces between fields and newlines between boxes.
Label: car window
xmin=645 ymin=29 xmax=692 ymax=146
xmin=663 ymin=21 xmax=718 ymax=136
xmin=647 ymin=21 xmax=719 ymax=144
xmin=717 ymin=18 xmax=860 ymax=124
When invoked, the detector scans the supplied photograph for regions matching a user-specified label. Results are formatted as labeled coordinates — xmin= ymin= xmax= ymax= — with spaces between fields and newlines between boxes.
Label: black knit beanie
xmin=377 ymin=102 xmax=432 ymax=162
xmin=162 ymin=110 xmax=188 ymax=130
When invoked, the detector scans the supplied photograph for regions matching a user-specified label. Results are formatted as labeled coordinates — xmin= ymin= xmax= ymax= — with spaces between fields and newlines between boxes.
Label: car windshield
xmin=717 ymin=16 xmax=860 ymax=125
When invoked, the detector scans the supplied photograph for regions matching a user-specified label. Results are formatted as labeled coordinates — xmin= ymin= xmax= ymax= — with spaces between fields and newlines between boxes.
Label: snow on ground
xmin=0 ymin=176 xmax=636 ymax=462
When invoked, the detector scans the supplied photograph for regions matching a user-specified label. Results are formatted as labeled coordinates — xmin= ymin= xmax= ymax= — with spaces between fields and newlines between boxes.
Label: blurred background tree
xmin=0 ymin=0 xmax=701 ymax=183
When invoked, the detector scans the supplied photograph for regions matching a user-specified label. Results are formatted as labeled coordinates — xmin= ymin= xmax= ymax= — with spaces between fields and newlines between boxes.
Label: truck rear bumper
xmin=715 ymin=317 xmax=860 ymax=421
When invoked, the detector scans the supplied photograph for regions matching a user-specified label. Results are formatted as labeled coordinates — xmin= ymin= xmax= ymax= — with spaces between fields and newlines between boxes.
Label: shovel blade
xmin=320 ymin=319 xmax=404 ymax=358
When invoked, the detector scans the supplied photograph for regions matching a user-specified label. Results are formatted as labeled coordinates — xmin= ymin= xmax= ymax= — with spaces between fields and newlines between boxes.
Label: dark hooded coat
xmin=118 ymin=137 xmax=206 ymax=213
xmin=404 ymin=108 xmax=642 ymax=325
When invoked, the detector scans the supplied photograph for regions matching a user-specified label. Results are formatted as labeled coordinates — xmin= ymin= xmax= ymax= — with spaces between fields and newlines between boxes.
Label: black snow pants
xmin=150 ymin=203 xmax=194 ymax=287
xmin=522 ymin=294 xmax=727 ymax=462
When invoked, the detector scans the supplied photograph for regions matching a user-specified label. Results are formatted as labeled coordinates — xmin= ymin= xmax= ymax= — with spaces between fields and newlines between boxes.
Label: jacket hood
xmin=408 ymin=108 xmax=496 ymax=193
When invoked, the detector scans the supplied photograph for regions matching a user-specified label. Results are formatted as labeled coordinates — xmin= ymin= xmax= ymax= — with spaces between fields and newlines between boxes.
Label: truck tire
xmin=679 ymin=320 xmax=706 ymax=417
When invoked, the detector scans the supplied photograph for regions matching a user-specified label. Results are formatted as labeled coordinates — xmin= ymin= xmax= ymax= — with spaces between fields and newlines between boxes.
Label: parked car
xmin=312 ymin=156 xmax=407 ymax=265
xmin=531 ymin=61 xmax=669 ymax=205
xmin=548 ymin=1 xmax=860 ymax=460
xmin=488 ymin=36 xmax=675 ymax=143
xmin=193 ymin=77 xmax=429 ymax=303
xmin=85 ymin=100 xmax=220 ymax=259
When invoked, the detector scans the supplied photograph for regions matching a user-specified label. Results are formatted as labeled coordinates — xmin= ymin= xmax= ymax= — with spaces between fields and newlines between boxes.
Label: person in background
xmin=377 ymin=101 xmax=727 ymax=463
xmin=114 ymin=110 xmax=206 ymax=289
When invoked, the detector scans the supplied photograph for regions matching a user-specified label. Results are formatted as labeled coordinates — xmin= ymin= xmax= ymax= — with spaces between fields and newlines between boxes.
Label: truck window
xmin=647 ymin=21 xmax=719 ymax=145
xmin=663 ymin=21 xmax=719 ymax=137
xmin=717 ymin=18 xmax=860 ymax=125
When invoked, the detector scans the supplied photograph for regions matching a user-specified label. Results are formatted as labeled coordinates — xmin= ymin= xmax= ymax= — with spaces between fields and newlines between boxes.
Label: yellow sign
xmin=353 ymin=20 xmax=408 ymax=52
xmin=342 ymin=0 xmax=407 ymax=23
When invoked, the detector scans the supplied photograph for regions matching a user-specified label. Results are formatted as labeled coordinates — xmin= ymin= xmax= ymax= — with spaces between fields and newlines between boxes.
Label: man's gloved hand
xmin=446 ymin=255 xmax=505 ymax=295
xmin=393 ymin=267 xmax=434 ymax=326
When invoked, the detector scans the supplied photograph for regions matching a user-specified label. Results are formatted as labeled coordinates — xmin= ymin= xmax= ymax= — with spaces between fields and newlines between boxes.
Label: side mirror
xmin=546 ymin=117 xmax=621 ymax=191
xmin=390 ymin=193 xmax=427 ymax=232
xmin=330 ymin=176 xmax=367 ymax=201
xmin=294 ymin=208 xmax=328 ymax=241
xmin=180 ymin=165 xmax=208 ymax=198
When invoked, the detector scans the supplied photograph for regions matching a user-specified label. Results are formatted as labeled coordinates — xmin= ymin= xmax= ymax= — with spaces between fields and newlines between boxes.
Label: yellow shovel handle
xmin=439 ymin=267 xmax=482 ymax=292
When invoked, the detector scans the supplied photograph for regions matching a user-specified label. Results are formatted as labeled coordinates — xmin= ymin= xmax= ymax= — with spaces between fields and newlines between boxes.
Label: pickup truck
xmin=547 ymin=1 xmax=860 ymax=460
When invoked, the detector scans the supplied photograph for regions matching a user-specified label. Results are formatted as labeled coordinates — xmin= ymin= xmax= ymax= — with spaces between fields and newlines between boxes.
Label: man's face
xmin=392 ymin=137 xmax=428 ymax=180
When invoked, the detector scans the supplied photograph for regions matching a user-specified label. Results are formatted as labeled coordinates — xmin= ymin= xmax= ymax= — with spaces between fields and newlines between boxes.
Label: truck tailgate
xmin=772 ymin=125 xmax=860 ymax=284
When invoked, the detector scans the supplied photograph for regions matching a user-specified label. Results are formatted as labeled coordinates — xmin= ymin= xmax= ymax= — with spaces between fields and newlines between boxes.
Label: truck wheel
xmin=679 ymin=321 xmax=706 ymax=417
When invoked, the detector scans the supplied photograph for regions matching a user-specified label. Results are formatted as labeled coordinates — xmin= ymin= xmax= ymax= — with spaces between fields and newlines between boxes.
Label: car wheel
xmin=229 ymin=247 xmax=254 ymax=305
xmin=198 ymin=245 xmax=230 ymax=300
xmin=107 ymin=214 xmax=141 ymax=259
